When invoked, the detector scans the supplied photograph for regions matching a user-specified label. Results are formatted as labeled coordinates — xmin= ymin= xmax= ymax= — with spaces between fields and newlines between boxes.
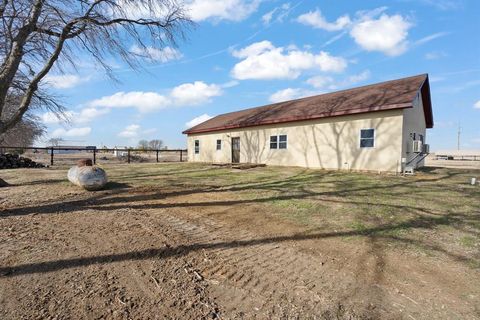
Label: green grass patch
xmin=459 ymin=236 xmax=477 ymax=248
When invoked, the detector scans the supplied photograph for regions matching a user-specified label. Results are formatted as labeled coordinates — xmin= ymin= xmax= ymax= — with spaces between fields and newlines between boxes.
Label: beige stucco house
xmin=183 ymin=74 xmax=433 ymax=173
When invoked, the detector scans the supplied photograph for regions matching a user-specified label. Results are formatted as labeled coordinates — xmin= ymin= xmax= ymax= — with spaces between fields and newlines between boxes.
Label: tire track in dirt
xmin=155 ymin=210 xmax=360 ymax=318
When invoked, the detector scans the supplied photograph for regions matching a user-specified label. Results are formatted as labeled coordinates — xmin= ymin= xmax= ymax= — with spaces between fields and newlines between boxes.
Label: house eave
xmin=183 ymin=103 xmax=412 ymax=135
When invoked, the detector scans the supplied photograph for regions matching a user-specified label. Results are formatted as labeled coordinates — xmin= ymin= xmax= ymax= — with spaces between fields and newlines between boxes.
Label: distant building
xmin=433 ymin=150 xmax=480 ymax=161
xmin=47 ymin=146 xmax=96 ymax=154
xmin=183 ymin=74 xmax=434 ymax=172
xmin=113 ymin=147 xmax=128 ymax=157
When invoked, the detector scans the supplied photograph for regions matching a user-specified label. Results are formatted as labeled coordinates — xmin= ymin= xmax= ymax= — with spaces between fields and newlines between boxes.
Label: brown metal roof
xmin=183 ymin=74 xmax=433 ymax=135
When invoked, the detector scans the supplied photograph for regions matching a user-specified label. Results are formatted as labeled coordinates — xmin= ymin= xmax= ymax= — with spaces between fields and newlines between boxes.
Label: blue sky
xmin=38 ymin=0 xmax=480 ymax=150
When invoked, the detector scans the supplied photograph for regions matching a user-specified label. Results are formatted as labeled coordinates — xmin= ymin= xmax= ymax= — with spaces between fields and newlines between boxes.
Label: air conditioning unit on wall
xmin=412 ymin=140 xmax=423 ymax=153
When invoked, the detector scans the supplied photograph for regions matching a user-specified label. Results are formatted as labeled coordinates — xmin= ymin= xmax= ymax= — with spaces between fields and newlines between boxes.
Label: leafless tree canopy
xmin=0 ymin=0 xmax=191 ymax=135
xmin=148 ymin=139 xmax=163 ymax=150
xmin=138 ymin=139 xmax=163 ymax=150
xmin=0 ymin=93 xmax=45 ymax=146
xmin=0 ymin=114 xmax=45 ymax=147
xmin=138 ymin=139 xmax=149 ymax=149
xmin=47 ymin=137 xmax=64 ymax=146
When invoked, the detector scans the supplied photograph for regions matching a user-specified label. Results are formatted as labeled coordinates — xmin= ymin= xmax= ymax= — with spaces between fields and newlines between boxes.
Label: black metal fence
xmin=0 ymin=146 xmax=187 ymax=167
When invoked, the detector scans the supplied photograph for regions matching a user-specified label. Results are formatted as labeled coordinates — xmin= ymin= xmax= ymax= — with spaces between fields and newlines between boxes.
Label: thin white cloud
xmin=118 ymin=124 xmax=158 ymax=138
xmin=115 ymin=0 xmax=260 ymax=23
xmin=221 ymin=80 xmax=240 ymax=88
xmin=90 ymin=91 xmax=171 ymax=113
xmin=41 ymin=111 xmax=75 ymax=125
xmin=350 ymin=13 xmax=412 ymax=56
xmin=262 ymin=3 xmax=291 ymax=25
xmin=270 ymin=71 xmax=371 ymax=103
xmin=474 ymin=100 xmax=480 ymax=109
xmin=43 ymin=74 xmax=89 ymax=89
xmin=414 ymin=32 xmax=450 ymax=46
xmin=269 ymin=88 xmax=316 ymax=103
xmin=231 ymin=41 xmax=347 ymax=80
xmin=75 ymin=108 xmax=111 ymax=124
xmin=321 ymin=31 xmax=348 ymax=48
xmin=185 ymin=0 xmax=261 ymax=22
xmin=118 ymin=124 xmax=141 ymax=138
xmin=51 ymin=127 xmax=91 ymax=138
xmin=425 ymin=51 xmax=447 ymax=60
xmin=89 ymin=81 xmax=223 ymax=113
xmin=42 ymin=108 xmax=110 ymax=126
xmin=232 ymin=40 xmax=275 ymax=58
xmin=297 ymin=9 xmax=351 ymax=31
xmin=305 ymin=76 xmax=334 ymax=89
xmin=262 ymin=8 xmax=275 ymax=25
xmin=306 ymin=70 xmax=371 ymax=90
xmin=419 ymin=0 xmax=461 ymax=11
xmin=130 ymin=45 xmax=183 ymax=63
xmin=186 ymin=114 xmax=214 ymax=128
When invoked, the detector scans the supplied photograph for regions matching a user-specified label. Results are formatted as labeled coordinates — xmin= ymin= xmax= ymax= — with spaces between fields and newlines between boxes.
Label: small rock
xmin=77 ymin=158 xmax=93 ymax=167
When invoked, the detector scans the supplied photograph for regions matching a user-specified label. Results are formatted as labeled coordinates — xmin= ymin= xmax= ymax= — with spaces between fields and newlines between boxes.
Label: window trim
xmin=279 ymin=134 xmax=288 ymax=149
xmin=270 ymin=135 xmax=278 ymax=149
xmin=359 ymin=128 xmax=375 ymax=148
xmin=194 ymin=139 xmax=200 ymax=154
xmin=216 ymin=139 xmax=222 ymax=151
xmin=270 ymin=134 xmax=288 ymax=150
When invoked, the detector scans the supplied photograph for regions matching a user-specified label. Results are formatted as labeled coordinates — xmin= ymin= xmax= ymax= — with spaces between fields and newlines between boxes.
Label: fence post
xmin=180 ymin=150 xmax=183 ymax=162
xmin=127 ymin=150 xmax=131 ymax=163
xmin=93 ymin=148 xmax=96 ymax=164
xmin=50 ymin=147 xmax=54 ymax=166
xmin=156 ymin=150 xmax=159 ymax=163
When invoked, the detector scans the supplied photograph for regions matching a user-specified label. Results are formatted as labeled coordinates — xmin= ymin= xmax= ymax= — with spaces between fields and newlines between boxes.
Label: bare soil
xmin=425 ymin=155 xmax=480 ymax=170
xmin=0 ymin=163 xmax=479 ymax=319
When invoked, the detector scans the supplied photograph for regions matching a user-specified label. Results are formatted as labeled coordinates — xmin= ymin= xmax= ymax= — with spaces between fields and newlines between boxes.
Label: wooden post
xmin=50 ymin=147 xmax=54 ymax=166
xmin=156 ymin=150 xmax=159 ymax=162
xmin=93 ymin=148 xmax=96 ymax=164
xmin=127 ymin=150 xmax=131 ymax=163
xmin=180 ymin=150 xmax=183 ymax=162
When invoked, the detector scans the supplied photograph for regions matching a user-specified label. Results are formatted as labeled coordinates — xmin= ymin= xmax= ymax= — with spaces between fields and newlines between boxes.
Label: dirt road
xmin=1 ymin=165 xmax=479 ymax=319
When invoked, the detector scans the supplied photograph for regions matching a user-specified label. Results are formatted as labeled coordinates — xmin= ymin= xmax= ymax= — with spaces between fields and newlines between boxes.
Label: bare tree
xmin=0 ymin=0 xmax=191 ymax=135
xmin=0 ymin=115 xmax=44 ymax=147
xmin=148 ymin=139 xmax=163 ymax=150
xmin=137 ymin=139 xmax=149 ymax=150
xmin=0 ymin=93 xmax=45 ymax=147
xmin=47 ymin=137 xmax=64 ymax=147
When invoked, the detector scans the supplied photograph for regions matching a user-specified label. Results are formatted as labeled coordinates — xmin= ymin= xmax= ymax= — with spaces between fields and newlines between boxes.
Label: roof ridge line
xmin=203 ymin=73 xmax=428 ymax=120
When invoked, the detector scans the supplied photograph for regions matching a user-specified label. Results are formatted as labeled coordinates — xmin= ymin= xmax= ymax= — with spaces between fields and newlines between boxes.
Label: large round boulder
xmin=68 ymin=164 xmax=107 ymax=191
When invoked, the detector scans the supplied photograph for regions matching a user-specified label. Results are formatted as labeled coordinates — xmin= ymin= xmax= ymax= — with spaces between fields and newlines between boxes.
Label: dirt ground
xmin=0 ymin=163 xmax=479 ymax=319
xmin=425 ymin=156 xmax=480 ymax=170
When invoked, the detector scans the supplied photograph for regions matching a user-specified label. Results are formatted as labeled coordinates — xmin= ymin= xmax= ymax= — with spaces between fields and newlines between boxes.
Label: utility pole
xmin=457 ymin=123 xmax=461 ymax=150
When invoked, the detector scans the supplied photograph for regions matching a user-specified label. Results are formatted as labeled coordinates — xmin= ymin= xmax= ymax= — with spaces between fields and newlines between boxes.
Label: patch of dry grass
xmin=2 ymin=163 xmax=479 ymax=266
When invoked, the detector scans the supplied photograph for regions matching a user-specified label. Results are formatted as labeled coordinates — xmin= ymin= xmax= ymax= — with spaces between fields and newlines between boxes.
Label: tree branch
xmin=0 ymin=21 xmax=70 ymax=134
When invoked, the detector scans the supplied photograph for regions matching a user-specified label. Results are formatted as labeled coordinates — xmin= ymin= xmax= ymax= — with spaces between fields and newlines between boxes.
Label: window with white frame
xmin=270 ymin=135 xmax=278 ymax=149
xmin=216 ymin=139 xmax=221 ymax=150
xmin=279 ymin=135 xmax=287 ymax=149
xmin=270 ymin=135 xmax=288 ymax=149
xmin=360 ymin=129 xmax=375 ymax=148
xmin=194 ymin=140 xmax=200 ymax=154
